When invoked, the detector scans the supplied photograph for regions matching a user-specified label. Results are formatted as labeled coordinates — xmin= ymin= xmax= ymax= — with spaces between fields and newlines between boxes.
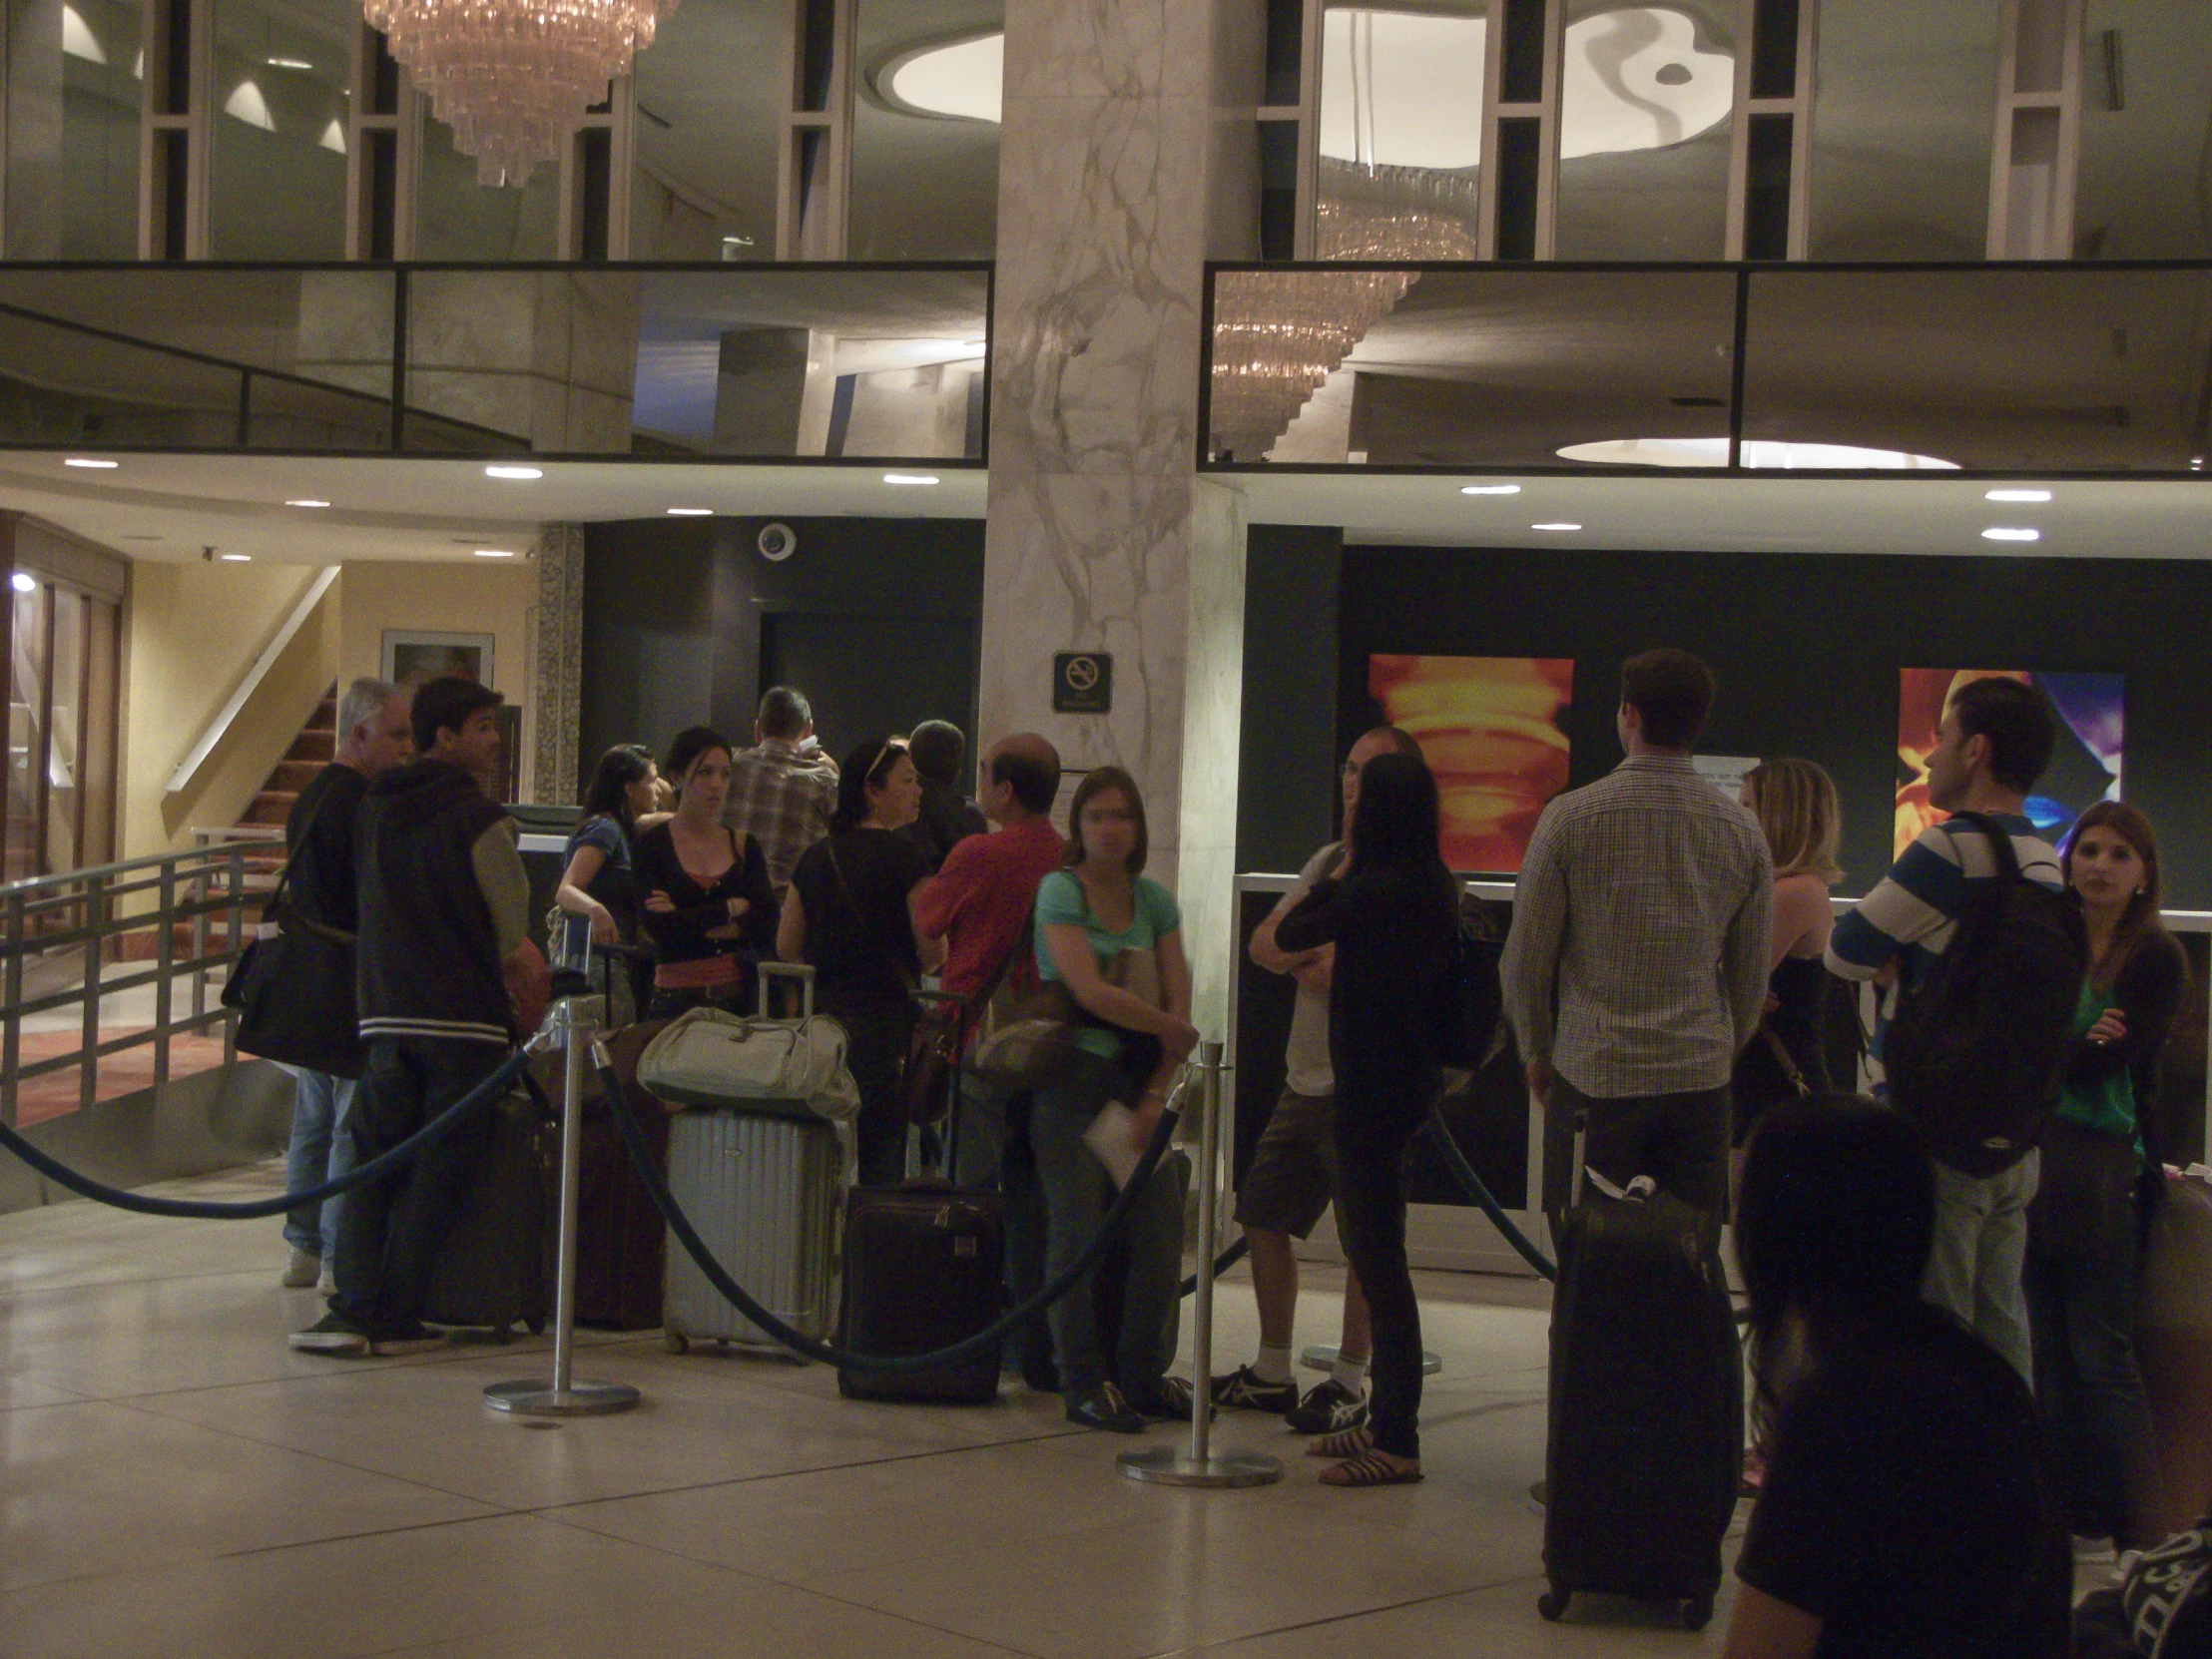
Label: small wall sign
xmin=1053 ymin=652 xmax=1112 ymax=714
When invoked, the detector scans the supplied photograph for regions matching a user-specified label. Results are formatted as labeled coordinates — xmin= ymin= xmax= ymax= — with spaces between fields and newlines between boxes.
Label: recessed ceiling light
xmin=665 ymin=507 xmax=713 ymax=517
xmin=1984 ymin=488 xmax=2052 ymax=502
xmin=883 ymin=472 xmax=940 ymax=486
xmin=1981 ymin=527 xmax=2040 ymax=542
xmin=473 ymin=548 xmax=517 ymax=558
xmin=220 ymin=552 xmax=252 ymax=562
xmin=266 ymin=56 xmax=312 ymax=68
xmin=1532 ymin=522 xmax=1583 ymax=532
xmin=1460 ymin=483 xmax=1522 ymax=495
xmin=285 ymin=498 xmax=330 ymax=508
xmin=484 ymin=464 xmax=542 ymax=480
xmin=10 ymin=573 xmax=35 ymax=594
xmin=64 ymin=457 xmax=118 ymax=469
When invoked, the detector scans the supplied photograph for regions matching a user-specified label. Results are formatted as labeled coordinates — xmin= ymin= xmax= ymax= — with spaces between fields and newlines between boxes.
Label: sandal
xmin=1308 ymin=1425 xmax=1378 ymax=1459
xmin=1319 ymin=1452 xmax=1423 ymax=1488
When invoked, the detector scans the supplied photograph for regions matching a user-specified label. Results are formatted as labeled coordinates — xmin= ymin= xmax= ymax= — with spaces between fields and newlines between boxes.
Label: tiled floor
xmin=4 ymin=1159 xmax=1752 ymax=1659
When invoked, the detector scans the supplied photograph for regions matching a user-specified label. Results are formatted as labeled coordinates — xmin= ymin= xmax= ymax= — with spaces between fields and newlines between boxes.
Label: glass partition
xmin=209 ymin=0 xmax=353 ymax=259
xmin=2074 ymin=0 xmax=2212 ymax=260
xmin=1554 ymin=1 xmax=1736 ymax=260
xmin=1315 ymin=3 xmax=1485 ymax=260
xmin=849 ymin=0 xmax=1001 ymax=259
xmin=631 ymin=0 xmax=784 ymax=260
xmin=60 ymin=0 xmax=141 ymax=259
xmin=1208 ymin=266 xmax=1738 ymax=465
xmin=1807 ymin=0 xmax=2003 ymax=259
xmin=416 ymin=124 xmax=560 ymax=261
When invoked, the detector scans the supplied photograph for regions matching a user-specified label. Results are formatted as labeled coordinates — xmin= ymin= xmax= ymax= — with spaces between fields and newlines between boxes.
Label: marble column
xmin=980 ymin=0 xmax=1260 ymax=1032
xmin=531 ymin=524 xmax=586 ymax=805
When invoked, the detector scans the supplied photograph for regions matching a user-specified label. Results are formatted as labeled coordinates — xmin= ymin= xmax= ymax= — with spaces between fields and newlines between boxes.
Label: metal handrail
xmin=1 ymin=841 xmax=271 ymax=1129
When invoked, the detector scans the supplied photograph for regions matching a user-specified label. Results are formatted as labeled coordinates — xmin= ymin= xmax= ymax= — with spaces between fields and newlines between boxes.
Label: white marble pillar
xmin=979 ymin=0 xmax=1260 ymax=1032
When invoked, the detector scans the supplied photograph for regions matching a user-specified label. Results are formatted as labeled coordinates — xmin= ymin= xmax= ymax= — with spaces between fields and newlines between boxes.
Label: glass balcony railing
xmin=1204 ymin=261 xmax=2212 ymax=476
xmin=0 ymin=262 xmax=992 ymax=462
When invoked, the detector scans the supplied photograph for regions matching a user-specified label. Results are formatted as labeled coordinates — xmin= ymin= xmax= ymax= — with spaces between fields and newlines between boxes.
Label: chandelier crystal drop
xmin=362 ymin=0 xmax=680 ymax=187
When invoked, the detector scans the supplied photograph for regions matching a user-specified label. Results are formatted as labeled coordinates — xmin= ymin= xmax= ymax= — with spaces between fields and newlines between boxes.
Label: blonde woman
xmin=1731 ymin=760 xmax=1845 ymax=1149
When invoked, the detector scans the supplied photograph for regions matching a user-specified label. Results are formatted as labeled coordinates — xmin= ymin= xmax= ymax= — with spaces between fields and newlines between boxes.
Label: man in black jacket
xmin=291 ymin=675 xmax=533 ymax=1356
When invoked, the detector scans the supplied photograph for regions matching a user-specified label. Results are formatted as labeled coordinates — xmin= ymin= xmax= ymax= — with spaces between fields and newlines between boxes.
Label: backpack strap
xmin=1947 ymin=811 xmax=2024 ymax=882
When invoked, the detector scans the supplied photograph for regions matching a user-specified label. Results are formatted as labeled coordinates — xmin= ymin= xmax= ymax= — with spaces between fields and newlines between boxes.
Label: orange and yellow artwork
xmin=1369 ymin=655 xmax=1575 ymax=873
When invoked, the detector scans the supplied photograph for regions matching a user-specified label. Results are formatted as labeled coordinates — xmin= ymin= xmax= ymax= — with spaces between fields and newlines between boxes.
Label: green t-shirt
xmin=2056 ymin=979 xmax=2138 ymax=1144
xmin=1033 ymin=870 xmax=1182 ymax=1058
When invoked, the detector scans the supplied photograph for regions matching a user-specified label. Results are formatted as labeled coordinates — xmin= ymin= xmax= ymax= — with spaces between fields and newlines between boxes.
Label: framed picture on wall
xmin=1896 ymin=669 xmax=2123 ymax=857
xmin=382 ymin=629 xmax=494 ymax=689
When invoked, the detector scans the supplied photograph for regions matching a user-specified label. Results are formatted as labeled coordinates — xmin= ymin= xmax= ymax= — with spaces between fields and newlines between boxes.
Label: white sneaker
xmin=316 ymin=1265 xmax=336 ymax=1297
xmin=281 ymin=1248 xmax=321 ymax=1289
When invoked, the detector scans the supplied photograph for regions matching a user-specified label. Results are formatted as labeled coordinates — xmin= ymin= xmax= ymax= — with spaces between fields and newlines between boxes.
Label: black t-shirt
xmin=283 ymin=763 xmax=368 ymax=932
xmin=789 ymin=827 xmax=931 ymax=1016
xmin=1736 ymin=1306 xmax=2072 ymax=1659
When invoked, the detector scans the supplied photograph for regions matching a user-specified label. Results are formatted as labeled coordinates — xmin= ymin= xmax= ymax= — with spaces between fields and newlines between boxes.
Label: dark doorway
xmin=758 ymin=612 xmax=978 ymax=763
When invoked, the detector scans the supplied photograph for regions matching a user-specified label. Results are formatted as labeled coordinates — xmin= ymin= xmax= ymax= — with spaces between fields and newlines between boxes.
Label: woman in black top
xmin=1276 ymin=752 xmax=1457 ymax=1487
xmin=779 ymin=738 xmax=943 ymax=1185
xmin=635 ymin=727 xmax=777 ymax=1018
xmin=1729 ymin=1097 xmax=2071 ymax=1659
xmin=1731 ymin=760 xmax=1843 ymax=1147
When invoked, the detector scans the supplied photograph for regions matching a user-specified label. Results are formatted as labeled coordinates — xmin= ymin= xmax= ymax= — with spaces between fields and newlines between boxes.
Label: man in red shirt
xmin=914 ymin=732 xmax=1064 ymax=1387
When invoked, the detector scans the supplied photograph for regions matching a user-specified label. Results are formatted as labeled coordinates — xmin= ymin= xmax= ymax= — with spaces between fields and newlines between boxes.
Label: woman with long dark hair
xmin=780 ymin=738 xmax=943 ymax=1186
xmin=554 ymin=744 xmax=661 ymax=1018
xmin=1275 ymin=751 xmax=1457 ymax=1486
xmin=2030 ymin=800 xmax=2187 ymax=1551
xmin=1727 ymin=1097 xmax=2069 ymax=1657
xmin=634 ymin=727 xmax=778 ymax=1018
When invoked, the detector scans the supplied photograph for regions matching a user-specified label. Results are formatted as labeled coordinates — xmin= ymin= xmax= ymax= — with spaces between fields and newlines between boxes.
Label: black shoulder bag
xmin=220 ymin=783 xmax=367 ymax=1079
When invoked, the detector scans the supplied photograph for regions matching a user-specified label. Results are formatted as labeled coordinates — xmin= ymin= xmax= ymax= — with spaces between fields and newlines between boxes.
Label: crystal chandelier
xmin=363 ymin=0 xmax=680 ymax=187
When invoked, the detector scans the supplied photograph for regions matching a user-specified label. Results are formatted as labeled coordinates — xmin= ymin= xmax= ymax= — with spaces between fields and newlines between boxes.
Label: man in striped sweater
xmin=1826 ymin=676 xmax=2063 ymax=1381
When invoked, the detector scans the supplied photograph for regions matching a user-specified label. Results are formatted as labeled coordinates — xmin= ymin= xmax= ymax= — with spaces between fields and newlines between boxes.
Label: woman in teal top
xmin=1032 ymin=765 xmax=1200 ymax=1433
xmin=2029 ymin=802 xmax=2187 ymax=1551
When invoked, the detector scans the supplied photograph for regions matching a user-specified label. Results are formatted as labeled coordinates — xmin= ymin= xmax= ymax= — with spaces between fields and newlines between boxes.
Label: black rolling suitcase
xmin=836 ymin=1181 xmax=1005 ymax=1403
xmin=1540 ymin=1161 xmax=1742 ymax=1632
xmin=420 ymin=1083 xmax=555 ymax=1341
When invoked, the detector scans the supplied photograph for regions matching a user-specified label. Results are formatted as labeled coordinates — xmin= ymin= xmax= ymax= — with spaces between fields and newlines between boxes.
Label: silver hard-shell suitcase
xmin=662 ymin=964 xmax=841 ymax=1357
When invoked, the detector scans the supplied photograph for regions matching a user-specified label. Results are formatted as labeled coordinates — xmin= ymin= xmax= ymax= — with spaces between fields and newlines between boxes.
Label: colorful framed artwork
xmin=1895 ymin=669 xmax=2122 ymax=857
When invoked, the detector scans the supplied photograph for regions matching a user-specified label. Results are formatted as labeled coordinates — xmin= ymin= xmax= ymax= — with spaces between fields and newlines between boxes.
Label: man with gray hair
xmin=726 ymin=684 xmax=839 ymax=893
xmin=277 ymin=676 xmax=413 ymax=1291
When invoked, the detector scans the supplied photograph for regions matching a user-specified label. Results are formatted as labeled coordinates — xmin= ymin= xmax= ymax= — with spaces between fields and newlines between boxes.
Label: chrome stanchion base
xmin=481 ymin=1379 xmax=641 ymax=1417
xmin=1118 ymin=1444 xmax=1284 ymax=1488
xmin=1301 ymin=1343 xmax=1442 ymax=1376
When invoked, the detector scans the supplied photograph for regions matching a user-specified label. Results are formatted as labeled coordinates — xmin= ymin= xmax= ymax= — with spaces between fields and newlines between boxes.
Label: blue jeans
xmin=1925 ymin=1151 xmax=2039 ymax=1383
xmin=282 ymin=1069 xmax=357 ymax=1259
xmin=955 ymin=1074 xmax=1051 ymax=1379
xmin=1032 ymin=1049 xmax=1186 ymax=1401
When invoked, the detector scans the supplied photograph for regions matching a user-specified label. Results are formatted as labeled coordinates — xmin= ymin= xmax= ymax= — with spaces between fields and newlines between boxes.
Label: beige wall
xmin=120 ymin=562 xmax=338 ymax=861
xmin=335 ymin=560 xmax=538 ymax=797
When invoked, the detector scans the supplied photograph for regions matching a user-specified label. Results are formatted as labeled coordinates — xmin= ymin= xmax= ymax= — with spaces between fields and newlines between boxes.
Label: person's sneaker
xmin=1066 ymin=1382 xmax=1147 ymax=1433
xmin=1022 ymin=1360 xmax=1063 ymax=1395
xmin=280 ymin=1248 xmax=321 ymax=1289
xmin=1128 ymin=1375 xmax=1215 ymax=1422
xmin=1286 ymin=1379 xmax=1371 ymax=1435
xmin=369 ymin=1320 xmax=447 ymax=1357
xmin=288 ymin=1311 xmax=372 ymax=1355
xmin=1211 ymin=1365 xmax=1299 ymax=1413
xmin=316 ymin=1264 xmax=337 ymax=1297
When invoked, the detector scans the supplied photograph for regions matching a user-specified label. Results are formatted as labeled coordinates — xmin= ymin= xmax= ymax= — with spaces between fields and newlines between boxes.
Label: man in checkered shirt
xmin=723 ymin=685 xmax=840 ymax=895
xmin=1502 ymin=650 xmax=1773 ymax=1229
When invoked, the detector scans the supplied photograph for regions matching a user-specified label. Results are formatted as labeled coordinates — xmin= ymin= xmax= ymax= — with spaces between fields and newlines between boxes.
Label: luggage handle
xmin=756 ymin=961 xmax=816 ymax=1022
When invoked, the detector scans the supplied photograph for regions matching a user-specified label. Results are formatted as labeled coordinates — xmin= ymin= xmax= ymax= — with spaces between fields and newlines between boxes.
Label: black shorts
xmin=1234 ymin=1087 xmax=1342 ymax=1239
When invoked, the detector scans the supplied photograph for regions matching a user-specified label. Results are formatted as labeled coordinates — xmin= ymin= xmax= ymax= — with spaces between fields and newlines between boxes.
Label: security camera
xmin=757 ymin=522 xmax=797 ymax=562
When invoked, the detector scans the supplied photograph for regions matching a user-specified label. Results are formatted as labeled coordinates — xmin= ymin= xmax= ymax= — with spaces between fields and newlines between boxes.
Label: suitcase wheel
xmin=664 ymin=1332 xmax=689 ymax=1356
xmin=525 ymin=1314 xmax=547 ymax=1337
xmin=1682 ymin=1594 xmax=1714 ymax=1632
xmin=1536 ymin=1586 xmax=1568 ymax=1623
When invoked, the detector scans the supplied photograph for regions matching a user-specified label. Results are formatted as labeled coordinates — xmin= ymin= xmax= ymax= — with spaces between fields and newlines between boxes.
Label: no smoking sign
xmin=1052 ymin=652 xmax=1113 ymax=714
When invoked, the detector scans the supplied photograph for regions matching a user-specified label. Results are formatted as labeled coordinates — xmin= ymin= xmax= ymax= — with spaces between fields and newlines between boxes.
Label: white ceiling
xmin=1 ymin=452 xmax=2205 ymax=565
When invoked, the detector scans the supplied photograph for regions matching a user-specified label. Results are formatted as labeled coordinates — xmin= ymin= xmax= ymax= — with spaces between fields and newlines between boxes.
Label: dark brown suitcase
xmin=836 ymin=1181 xmax=1005 ymax=1403
xmin=573 ymin=1021 xmax=672 ymax=1330
xmin=420 ymin=1086 xmax=554 ymax=1341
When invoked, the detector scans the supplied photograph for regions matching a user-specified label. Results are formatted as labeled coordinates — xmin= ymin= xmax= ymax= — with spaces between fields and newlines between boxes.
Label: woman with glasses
xmin=1031 ymin=766 xmax=1201 ymax=1432
xmin=781 ymin=737 xmax=944 ymax=1186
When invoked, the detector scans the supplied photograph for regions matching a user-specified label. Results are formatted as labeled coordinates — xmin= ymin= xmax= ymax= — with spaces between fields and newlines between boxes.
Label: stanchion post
xmin=484 ymin=998 xmax=641 ymax=1418
xmin=1119 ymin=1040 xmax=1282 ymax=1488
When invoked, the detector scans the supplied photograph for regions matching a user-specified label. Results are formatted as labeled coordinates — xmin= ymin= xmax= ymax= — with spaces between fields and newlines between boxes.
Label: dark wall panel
xmin=1287 ymin=543 xmax=2212 ymax=904
xmin=1236 ymin=524 xmax=1344 ymax=874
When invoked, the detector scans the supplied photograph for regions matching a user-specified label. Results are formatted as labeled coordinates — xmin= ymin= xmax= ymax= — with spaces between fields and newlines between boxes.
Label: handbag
xmin=220 ymin=784 xmax=365 ymax=1079
xmin=637 ymin=1004 xmax=861 ymax=1123
xmin=1759 ymin=1025 xmax=1814 ymax=1099
xmin=967 ymin=944 xmax=1161 ymax=1091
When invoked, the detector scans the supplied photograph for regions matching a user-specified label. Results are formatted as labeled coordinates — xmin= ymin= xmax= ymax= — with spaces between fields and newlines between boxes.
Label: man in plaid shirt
xmin=1502 ymin=650 xmax=1773 ymax=1229
xmin=724 ymin=685 xmax=840 ymax=894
